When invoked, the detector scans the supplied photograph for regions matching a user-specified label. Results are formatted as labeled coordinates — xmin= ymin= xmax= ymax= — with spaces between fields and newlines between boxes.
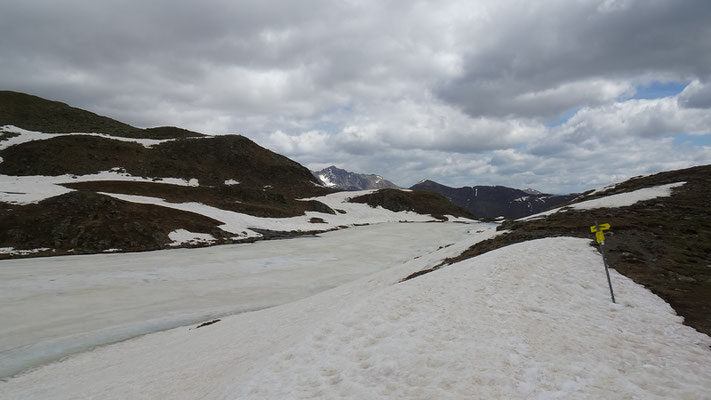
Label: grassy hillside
xmin=349 ymin=189 xmax=476 ymax=220
xmin=0 ymin=133 xmax=327 ymax=195
xmin=0 ymin=191 xmax=232 ymax=257
xmin=405 ymin=165 xmax=711 ymax=335
xmin=0 ymin=91 xmax=203 ymax=139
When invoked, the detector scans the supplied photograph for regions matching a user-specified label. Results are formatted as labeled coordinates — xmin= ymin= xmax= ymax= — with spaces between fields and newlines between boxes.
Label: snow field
xmin=241 ymin=237 xmax=711 ymax=399
xmin=0 ymin=125 xmax=174 ymax=150
xmin=2 ymin=236 xmax=709 ymax=399
xmin=0 ymin=222 xmax=489 ymax=381
xmin=520 ymin=182 xmax=686 ymax=220
xmin=168 ymin=229 xmax=216 ymax=246
xmin=100 ymin=189 xmax=465 ymax=239
xmin=0 ymin=171 xmax=202 ymax=205
xmin=0 ymin=223 xmax=498 ymax=398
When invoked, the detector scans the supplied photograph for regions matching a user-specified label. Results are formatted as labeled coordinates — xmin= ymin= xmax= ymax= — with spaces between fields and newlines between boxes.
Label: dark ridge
xmin=143 ymin=126 xmax=205 ymax=139
xmin=410 ymin=179 xmax=578 ymax=219
xmin=0 ymin=191 xmax=233 ymax=258
xmin=62 ymin=181 xmax=335 ymax=218
xmin=349 ymin=188 xmax=475 ymax=220
xmin=0 ymin=90 xmax=203 ymax=139
xmin=0 ymin=134 xmax=328 ymax=196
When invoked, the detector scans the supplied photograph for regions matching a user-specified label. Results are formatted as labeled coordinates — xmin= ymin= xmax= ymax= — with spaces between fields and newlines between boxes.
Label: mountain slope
xmin=408 ymin=164 xmax=711 ymax=336
xmin=0 ymin=90 xmax=204 ymax=139
xmin=0 ymin=92 xmax=475 ymax=258
xmin=0 ymin=92 xmax=337 ymax=256
xmin=312 ymin=165 xmax=399 ymax=190
xmin=410 ymin=179 xmax=578 ymax=219
xmin=349 ymin=188 xmax=475 ymax=220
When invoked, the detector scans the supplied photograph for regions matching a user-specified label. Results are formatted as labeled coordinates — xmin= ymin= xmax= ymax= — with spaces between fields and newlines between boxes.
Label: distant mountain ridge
xmin=312 ymin=165 xmax=399 ymax=191
xmin=410 ymin=179 xmax=578 ymax=219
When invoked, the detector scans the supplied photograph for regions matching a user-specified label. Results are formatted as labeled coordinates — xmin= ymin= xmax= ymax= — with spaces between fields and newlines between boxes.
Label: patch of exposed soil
xmin=0 ymin=130 xmax=21 ymax=142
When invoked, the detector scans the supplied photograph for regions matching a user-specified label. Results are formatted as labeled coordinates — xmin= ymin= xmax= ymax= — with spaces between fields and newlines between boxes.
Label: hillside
xmin=349 ymin=188 xmax=474 ymax=220
xmin=0 ymin=92 xmax=478 ymax=258
xmin=0 ymin=91 xmax=203 ymax=139
xmin=407 ymin=164 xmax=711 ymax=336
xmin=410 ymin=180 xmax=578 ymax=219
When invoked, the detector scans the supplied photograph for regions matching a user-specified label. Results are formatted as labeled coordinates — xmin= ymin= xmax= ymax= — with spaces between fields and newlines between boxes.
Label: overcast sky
xmin=2 ymin=0 xmax=710 ymax=193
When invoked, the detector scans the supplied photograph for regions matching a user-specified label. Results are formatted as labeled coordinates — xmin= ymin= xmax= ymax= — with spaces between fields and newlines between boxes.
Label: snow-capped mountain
xmin=312 ymin=165 xmax=399 ymax=190
xmin=410 ymin=179 xmax=578 ymax=219
xmin=522 ymin=187 xmax=542 ymax=195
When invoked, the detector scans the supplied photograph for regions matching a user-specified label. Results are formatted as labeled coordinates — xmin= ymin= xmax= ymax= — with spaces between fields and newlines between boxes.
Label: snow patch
xmin=520 ymin=182 xmax=686 ymax=221
xmin=0 ymin=247 xmax=50 ymax=256
xmin=0 ymin=171 xmax=203 ymax=205
xmin=572 ymin=182 xmax=685 ymax=209
xmin=318 ymin=174 xmax=336 ymax=187
xmin=0 ymin=125 xmax=175 ymax=149
xmin=168 ymin=229 xmax=216 ymax=246
xmin=97 ymin=189 xmax=458 ymax=238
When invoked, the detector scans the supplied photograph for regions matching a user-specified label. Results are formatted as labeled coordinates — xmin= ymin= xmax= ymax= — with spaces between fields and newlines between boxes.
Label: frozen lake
xmin=0 ymin=221 xmax=485 ymax=379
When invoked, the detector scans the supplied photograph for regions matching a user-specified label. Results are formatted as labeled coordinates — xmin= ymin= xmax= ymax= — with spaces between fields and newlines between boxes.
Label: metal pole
xmin=599 ymin=241 xmax=616 ymax=304
xmin=595 ymin=220 xmax=616 ymax=304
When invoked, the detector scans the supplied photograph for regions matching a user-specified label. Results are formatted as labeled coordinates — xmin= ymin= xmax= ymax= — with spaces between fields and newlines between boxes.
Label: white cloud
xmin=1 ymin=0 xmax=710 ymax=193
xmin=679 ymin=80 xmax=711 ymax=109
xmin=556 ymin=97 xmax=711 ymax=140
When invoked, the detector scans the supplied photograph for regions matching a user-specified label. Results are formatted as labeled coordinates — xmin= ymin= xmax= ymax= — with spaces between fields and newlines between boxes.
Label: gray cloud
xmin=679 ymin=81 xmax=711 ymax=109
xmin=1 ymin=0 xmax=710 ymax=193
xmin=437 ymin=0 xmax=711 ymax=120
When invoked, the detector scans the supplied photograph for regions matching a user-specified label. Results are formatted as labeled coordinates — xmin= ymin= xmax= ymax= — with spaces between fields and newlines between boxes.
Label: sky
xmin=1 ymin=0 xmax=710 ymax=193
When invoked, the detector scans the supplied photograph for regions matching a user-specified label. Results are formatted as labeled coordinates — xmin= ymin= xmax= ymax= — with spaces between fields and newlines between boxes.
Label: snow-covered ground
xmin=2 ymin=126 xmax=708 ymax=397
xmin=0 ymin=125 xmax=175 ymax=150
xmin=101 ymin=190 xmax=467 ymax=239
xmin=0 ymin=171 xmax=201 ymax=205
xmin=520 ymin=182 xmax=686 ymax=220
xmin=2 ymin=235 xmax=709 ymax=399
xmin=0 ymin=221 xmax=490 ymax=380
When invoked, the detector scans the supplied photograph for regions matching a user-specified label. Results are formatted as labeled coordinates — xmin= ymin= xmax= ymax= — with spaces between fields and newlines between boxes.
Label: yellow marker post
xmin=592 ymin=221 xmax=616 ymax=303
xmin=590 ymin=223 xmax=610 ymax=244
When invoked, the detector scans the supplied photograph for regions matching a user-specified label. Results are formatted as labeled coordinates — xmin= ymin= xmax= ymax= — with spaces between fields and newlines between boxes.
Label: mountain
xmin=312 ymin=165 xmax=399 ymax=190
xmin=410 ymin=180 xmax=578 ymax=219
xmin=407 ymin=164 xmax=711 ymax=336
xmin=348 ymin=188 xmax=474 ymax=220
xmin=522 ymin=187 xmax=542 ymax=195
xmin=0 ymin=90 xmax=204 ymax=139
xmin=0 ymin=91 xmax=472 ymax=258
